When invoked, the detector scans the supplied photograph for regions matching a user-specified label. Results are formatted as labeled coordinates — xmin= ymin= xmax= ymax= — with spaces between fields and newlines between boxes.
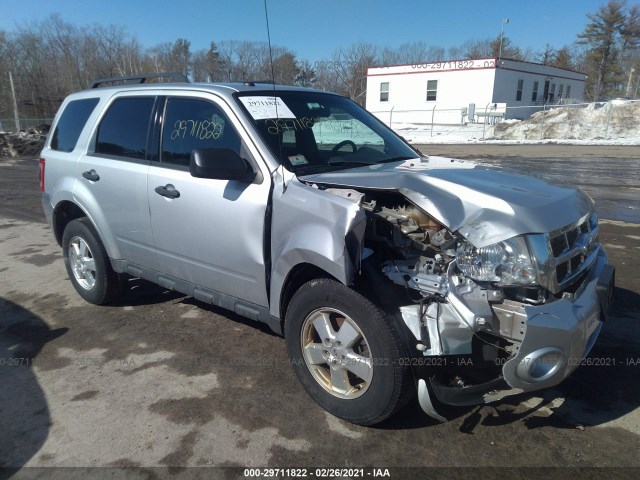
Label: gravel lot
xmin=1 ymin=146 xmax=639 ymax=479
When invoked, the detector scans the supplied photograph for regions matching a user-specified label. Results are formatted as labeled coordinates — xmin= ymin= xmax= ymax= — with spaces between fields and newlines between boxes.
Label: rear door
xmin=147 ymin=93 xmax=271 ymax=307
xmin=74 ymin=94 xmax=158 ymax=271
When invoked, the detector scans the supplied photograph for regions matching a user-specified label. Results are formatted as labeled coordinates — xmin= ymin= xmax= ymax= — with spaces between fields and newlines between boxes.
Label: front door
xmin=543 ymin=80 xmax=550 ymax=103
xmin=147 ymin=95 xmax=271 ymax=307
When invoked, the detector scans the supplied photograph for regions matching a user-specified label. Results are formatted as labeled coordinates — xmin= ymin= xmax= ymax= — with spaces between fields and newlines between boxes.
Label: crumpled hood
xmin=299 ymin=156 xmax=594 ymax=247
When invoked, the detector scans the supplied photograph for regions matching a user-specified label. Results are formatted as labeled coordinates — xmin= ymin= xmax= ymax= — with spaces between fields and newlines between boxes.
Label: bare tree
xmin=458 ymin=38 xmax=493 ymax=58
xmin=326 ymin=43 xmax=378 ymax=104
xmin=145 ymin=42 xmax=173 ymax=74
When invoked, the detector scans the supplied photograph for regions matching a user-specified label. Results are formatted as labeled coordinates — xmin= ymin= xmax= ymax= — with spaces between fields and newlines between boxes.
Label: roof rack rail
xmin=246 ymin=80 xmax=275 ymax=84
xmin=90 ymin=72 xmax=189 ymax=89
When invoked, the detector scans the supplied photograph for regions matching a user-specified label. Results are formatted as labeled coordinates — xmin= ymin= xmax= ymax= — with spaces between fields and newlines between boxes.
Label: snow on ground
xmin=394 ymin=100 xmax=640 ymax=145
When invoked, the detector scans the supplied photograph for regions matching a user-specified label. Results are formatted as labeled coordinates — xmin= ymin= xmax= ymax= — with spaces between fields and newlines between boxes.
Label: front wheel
xmin=62 ymin=218 xmax=126 ymax=305
xmin=284 ymin=278 xmax=411 ymax=426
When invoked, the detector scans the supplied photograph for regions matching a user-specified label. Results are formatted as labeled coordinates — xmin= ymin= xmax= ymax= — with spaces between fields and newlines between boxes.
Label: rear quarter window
xmin=95 ymin=97 xmax=155 ymax=160
xmin=50 ymin=98 xmax=100 ymax=152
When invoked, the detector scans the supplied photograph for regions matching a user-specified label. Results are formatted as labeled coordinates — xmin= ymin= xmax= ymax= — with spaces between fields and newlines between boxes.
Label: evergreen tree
xmin=553 ymin=46 xmax=576 ymax=70
xmin=577 ymin=0 xmax=629 ymax=100
xmin=170 ymin=38 xmax=191 ymax=77
xmin=295 ymin=60 xmax=317 ymax=87
xmin=206 ymin=41 xmax=223 ymax=81
xmin=272 ymin=52 xmax=299 ymax=85
xmin=537 ymin=44 xmax=555 ymax=65
xmin=490 ymin=35 xmax=524 ymax=60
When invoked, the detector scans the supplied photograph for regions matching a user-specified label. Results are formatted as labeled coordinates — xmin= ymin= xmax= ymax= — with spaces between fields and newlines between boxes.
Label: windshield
xmin=235 ymin=90 xmax=419 ymax=174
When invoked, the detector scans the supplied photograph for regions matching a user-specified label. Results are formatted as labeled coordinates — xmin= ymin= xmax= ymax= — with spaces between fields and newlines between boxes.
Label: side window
xmin=516 ymin=79 xmax=524 ymax=101
xmin=51 ymin=98 xmax=99 ymax=152
xmin=380 ymin=82 xmax=389 ymax=102
xmin=161 ymin=98 xmax=241 ymax=167
xmin=566 ymin=85 xmax=571 ymax=98
xmin=426 ymin=80 xmax=438 ymax=101
xmin=95 ymin=97 xmax=155 ymax=160
xmin=532 ymin=81 xmax=539 ymax=102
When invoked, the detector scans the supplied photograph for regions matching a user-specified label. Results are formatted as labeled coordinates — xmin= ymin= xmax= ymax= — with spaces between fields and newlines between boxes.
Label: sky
xmin=0 ymin=0 xmax=609 ymax=61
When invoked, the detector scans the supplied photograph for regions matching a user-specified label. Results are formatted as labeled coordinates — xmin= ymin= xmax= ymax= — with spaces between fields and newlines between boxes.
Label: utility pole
xmin=625 ymin=67 xmax=635 ymax=98
xmin=8 ymin=72 xmax=21 ymax=133
xmin=498 ymin=18 xmax=509 ymax=62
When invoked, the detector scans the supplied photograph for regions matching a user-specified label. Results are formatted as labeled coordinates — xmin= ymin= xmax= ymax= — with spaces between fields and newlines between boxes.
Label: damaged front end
xmin=301 ymin=162 xmax=615 ymax=421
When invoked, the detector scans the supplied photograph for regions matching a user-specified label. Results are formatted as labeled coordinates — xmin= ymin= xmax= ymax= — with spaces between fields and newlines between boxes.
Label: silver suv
xmin=40 ymin=74 xmax=614 ymax=425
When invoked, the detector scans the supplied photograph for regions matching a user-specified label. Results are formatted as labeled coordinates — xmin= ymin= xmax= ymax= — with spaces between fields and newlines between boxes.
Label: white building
xmin=366 ymin=58 xmax=587 ymax=125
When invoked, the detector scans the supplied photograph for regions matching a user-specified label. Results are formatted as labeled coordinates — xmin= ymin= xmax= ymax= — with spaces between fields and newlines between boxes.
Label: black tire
xmin=284 ymin=278 xmax=411 ymax=426
xmin=62 ymin=217 xmax=126 ymax=305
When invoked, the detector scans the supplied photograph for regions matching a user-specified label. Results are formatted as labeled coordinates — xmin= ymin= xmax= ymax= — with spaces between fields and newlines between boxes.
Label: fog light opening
xmin=517 ymin=347 xmax=566 ymax=383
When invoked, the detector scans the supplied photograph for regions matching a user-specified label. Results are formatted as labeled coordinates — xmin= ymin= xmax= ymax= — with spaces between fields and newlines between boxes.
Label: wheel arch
xmin=53 ymin=200 xmax=120 ymax=259
xmin=278 ymin=262 xmax=338 ymax=326
xmin=53 ymin=200 xmax=88 ymax=246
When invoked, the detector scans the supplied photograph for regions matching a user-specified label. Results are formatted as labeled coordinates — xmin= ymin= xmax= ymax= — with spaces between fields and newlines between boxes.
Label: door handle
xmin=82 ymin=169 xmax=100 ymax=182
xmin=155 ymin=184 xmax=181 ymax=199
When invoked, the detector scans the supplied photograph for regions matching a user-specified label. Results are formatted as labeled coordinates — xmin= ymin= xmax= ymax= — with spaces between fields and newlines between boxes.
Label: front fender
xmin=269 ymin=179 xmax=366 ymax=319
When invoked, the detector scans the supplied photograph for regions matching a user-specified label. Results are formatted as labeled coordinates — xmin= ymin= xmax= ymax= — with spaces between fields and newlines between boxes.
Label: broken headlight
xmin=455 ymin=236 xmax=536 ymax=286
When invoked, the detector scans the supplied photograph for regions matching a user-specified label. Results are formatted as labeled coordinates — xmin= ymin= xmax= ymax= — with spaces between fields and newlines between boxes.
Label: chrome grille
xmin=527 ymin=212 xmax=601 ymax=295
xmin=548 ymin=213 xmax=599 ymax=289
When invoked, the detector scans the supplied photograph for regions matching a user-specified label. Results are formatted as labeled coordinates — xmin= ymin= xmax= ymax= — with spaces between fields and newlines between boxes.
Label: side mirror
xmin=190 ymin=148 xmax=257 ymax=182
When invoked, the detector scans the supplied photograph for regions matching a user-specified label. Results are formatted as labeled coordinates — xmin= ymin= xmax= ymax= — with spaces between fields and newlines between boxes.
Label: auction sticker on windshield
xmin=288 ymin=154 xmax=308 ymax=165
xmin=239 ymin=96 xmax=296 ymax=120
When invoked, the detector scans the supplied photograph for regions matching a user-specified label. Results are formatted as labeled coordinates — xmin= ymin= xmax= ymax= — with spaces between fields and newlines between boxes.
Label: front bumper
xmin=502 ymin=247 xmax=613 ymax=391
xmin=420 ymin=247 xmax=614 ymax=411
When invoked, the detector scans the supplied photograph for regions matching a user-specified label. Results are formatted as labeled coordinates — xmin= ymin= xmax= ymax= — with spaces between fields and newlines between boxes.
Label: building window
xmin=532 ymin=81 xmax=539 ymax=102
xmin=549 ymin=83 xmax=556 ymax=102
xmin=516 ymin=79 xmax=524 ymax=101
xmin=380 ymin=82 xmax=389 ymax=102
xmin=566 ymin=85 xmax=571 ymax=98
xmin=558 ymin=84 xmax=564 ymax=99
xmin=426 ymin=80 xmax=438 ymax=101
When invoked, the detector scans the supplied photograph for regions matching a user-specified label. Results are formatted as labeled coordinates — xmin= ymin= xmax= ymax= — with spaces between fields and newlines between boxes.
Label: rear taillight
xmin=38 ymin=158 xmax=46 ymax=192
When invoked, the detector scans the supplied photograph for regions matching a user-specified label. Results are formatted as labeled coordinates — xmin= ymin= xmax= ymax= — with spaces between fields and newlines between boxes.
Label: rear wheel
xmin=62 ymin=218 xmax=126 ymax=305
xmin=285 ymin=278 xmax=410 ymax=426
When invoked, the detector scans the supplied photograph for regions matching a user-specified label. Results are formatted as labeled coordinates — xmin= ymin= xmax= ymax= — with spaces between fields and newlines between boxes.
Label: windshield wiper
xmin=326 ymin=156 xmax=418 ymax=167
xmin=326 ymin=159 xmax=373 ymax=166
xmin=378 ymin=156 xmax=419 ymax=163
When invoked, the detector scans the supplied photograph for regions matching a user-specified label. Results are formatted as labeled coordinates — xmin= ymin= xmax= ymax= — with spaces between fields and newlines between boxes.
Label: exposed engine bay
xmin=322 ymin=186 xmax=532 ymax=386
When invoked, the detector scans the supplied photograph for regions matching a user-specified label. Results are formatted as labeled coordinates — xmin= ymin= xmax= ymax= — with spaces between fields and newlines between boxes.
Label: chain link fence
xmin=370 ymin=99 xmax=640 ymax=140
